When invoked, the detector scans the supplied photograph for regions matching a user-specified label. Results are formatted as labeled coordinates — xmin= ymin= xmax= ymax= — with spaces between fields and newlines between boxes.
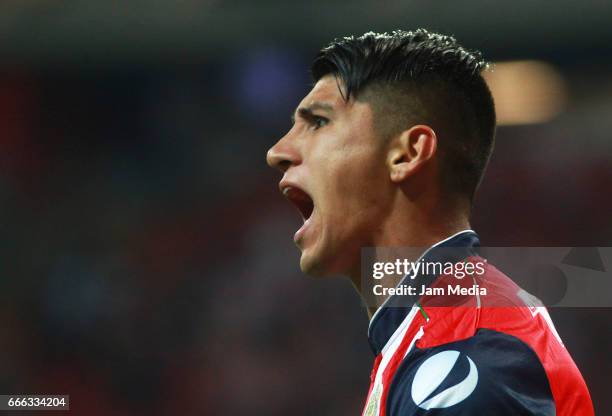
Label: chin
xmin=298 ymin=244 xmax=352 ymax=277
xmin=298 ymin=246 xmax=335 ymax=277
xmin=299 ymin=252 xmax=327 ymax=277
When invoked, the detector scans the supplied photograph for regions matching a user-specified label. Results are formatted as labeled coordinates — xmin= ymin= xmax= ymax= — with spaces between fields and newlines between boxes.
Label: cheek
xmin=324 ymin=147 xmax=389 ymax=223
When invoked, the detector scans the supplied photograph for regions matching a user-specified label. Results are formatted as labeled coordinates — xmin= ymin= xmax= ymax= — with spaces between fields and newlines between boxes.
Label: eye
xmin=312 ymin=115 xmax=329 ymax=130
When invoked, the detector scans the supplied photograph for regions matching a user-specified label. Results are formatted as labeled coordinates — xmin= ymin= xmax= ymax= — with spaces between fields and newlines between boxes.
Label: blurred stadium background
xmin=1 ymin=1 xmax=611 ymax=415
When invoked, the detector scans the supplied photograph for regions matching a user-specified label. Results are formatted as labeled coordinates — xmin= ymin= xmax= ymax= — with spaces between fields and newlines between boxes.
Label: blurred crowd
xmin=1 ymin=38 xmax=611 ymax=416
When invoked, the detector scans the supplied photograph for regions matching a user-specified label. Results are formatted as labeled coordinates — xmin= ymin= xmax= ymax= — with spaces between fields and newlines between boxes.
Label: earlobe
xmin=388 ymin=125 xmax=437 ymax=183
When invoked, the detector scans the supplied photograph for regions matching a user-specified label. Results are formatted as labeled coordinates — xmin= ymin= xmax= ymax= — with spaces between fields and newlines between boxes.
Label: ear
xmin=387 ymin=125 xmax=437 ymax=183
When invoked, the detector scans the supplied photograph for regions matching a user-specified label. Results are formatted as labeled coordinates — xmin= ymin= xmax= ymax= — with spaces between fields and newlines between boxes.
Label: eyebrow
xmin=291 ymin=101 xmax=334 ymax=124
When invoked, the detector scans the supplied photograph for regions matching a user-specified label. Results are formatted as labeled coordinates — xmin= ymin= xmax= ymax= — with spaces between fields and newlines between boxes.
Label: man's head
xmin=266 ymin=29 xmax=496 ymax=277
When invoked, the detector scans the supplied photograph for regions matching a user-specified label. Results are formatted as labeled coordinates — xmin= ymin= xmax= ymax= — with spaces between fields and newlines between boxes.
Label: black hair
xmin=311 ymin=29 xmax=496 ymax=200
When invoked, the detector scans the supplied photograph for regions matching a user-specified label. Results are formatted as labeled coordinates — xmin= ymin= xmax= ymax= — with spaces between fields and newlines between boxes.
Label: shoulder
xmin=386 ymin=328 xmax=555 ymax=415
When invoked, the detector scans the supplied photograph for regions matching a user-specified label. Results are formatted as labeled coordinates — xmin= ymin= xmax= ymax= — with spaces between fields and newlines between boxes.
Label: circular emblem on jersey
xmin=411 ymin=350 xmax=478 ymax=410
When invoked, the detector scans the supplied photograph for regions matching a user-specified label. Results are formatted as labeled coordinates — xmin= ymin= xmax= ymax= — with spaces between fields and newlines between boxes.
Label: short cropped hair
xmin=311 ymin=29 xmax=496 ymax=200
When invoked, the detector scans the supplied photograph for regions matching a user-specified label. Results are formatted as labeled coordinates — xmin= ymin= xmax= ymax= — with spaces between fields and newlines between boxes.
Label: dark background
xmin=0 ymin=1 xmax=610 ymax=415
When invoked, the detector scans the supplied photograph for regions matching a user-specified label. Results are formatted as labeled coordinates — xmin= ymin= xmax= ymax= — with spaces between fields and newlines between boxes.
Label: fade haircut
xmin=311 ymin=29 xmax=496 ymax=200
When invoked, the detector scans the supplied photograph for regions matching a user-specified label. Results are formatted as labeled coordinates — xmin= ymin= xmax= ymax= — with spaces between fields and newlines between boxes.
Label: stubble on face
xmin=293 ymin=76 xmax=394 ymax=278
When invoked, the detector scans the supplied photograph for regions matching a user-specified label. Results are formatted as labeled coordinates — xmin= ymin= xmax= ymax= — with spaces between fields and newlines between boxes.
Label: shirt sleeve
xmin=386 ymin=328 xmax=555 ymax=415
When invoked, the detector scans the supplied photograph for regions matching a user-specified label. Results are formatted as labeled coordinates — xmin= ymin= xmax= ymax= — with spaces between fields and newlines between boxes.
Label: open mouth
xmin=282 ymin=186 xmax=314 ymax=222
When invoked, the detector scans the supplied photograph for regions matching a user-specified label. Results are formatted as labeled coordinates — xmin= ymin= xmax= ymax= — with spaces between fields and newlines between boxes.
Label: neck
xmin=347 ymin=196 xmax=471 ymax=318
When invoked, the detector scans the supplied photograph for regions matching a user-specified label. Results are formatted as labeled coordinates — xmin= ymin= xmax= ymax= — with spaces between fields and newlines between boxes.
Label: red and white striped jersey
xmin=363 ymin=231 xmax=594 ymax=416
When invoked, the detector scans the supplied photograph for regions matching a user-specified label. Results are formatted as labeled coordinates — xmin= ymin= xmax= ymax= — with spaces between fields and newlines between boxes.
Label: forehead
xmin=298 ymin=75 xmax=349 ymax=110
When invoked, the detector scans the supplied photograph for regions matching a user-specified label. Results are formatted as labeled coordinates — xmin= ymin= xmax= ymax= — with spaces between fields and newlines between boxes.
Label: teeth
xmin=280 ymin=184 xmax=314 ymax=222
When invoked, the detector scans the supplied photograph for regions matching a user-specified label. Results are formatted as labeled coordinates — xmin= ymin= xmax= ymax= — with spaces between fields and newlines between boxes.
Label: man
xmin=266 ymin=29 xmax=593 ymax=415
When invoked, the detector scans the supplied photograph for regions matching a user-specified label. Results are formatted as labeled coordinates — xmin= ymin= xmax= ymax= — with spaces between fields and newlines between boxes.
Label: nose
xmin=266 ymin=134 xmax=300 ymax=173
